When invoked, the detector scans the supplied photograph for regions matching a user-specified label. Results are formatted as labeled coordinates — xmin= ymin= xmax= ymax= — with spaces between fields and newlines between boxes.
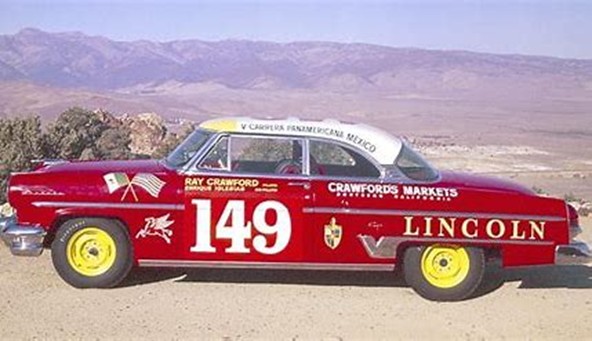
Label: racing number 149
xmin=190 ymin=199 xmax=292 ymax=255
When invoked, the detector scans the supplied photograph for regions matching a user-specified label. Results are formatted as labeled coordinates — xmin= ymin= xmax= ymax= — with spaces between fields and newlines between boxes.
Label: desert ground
xmin=0 ymin=217 xmax=590 ymax=340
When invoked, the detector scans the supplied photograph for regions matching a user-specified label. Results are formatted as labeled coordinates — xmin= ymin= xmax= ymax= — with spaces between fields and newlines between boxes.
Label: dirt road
xmin=1 ymin=218 xmax=591 ymax=340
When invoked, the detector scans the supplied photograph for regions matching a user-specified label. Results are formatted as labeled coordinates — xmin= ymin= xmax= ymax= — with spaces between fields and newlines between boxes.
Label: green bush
xmin=0 ymin=107 xmax=133 ymax=202
xmin=0 ymin=116 xmax=45 ymax=202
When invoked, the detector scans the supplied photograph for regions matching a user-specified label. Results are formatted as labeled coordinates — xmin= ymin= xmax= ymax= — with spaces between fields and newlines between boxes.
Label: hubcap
xmin=66 ymin=227 xmax=116 ymax=277
xmin=420 ymin=244 xmax=470 ymax=289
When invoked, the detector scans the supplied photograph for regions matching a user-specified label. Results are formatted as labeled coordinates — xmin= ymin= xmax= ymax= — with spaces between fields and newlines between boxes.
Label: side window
xmin=309 ymin=140 xmax=380 ymax=178
xmin=230 ymin=136 xmax=303 ymax=175
xmin=198 ymin=136 xmax=229 ymax=171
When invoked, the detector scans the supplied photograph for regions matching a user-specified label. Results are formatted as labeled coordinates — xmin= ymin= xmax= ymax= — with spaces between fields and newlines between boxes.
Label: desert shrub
xmin=0 ymin=116 xmax=45 ymax=201
xmin=564 ymin=192 xmax=582 ymax=203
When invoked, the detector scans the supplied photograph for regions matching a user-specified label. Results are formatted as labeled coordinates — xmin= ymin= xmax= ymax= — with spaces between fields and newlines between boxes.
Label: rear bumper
xmin=0 ymin=216 xmax=46 ymax=257
xmin=555 ymin=225 xmax=591 ymax=265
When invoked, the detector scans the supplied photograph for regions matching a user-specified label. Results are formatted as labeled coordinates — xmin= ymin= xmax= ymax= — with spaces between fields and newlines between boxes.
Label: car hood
xmin=438 ymin=170 xmax=535 ymax=196
xmin=36 ymin=159 xmax=170 ymax=174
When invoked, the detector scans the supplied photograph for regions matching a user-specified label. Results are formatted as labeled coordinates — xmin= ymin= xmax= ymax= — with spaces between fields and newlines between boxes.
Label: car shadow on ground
xmin=472 ymin=261 xmax=592 ymax=298
xmin=123 ymin=267 xmax=407 ymax=288
xmin=121 ymin=262 xmax=592 ymax=299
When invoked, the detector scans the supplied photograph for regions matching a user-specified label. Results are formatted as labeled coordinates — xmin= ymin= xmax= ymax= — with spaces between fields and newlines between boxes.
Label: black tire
xmin=51 ymin=218 xmax=133 ymax=288
xmin=403 ymin=244 xmax=485 ymax=301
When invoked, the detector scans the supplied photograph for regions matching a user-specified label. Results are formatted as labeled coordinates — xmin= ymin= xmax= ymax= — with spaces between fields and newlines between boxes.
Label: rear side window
xmin=309 ymin=140 xmax=380 ymax=178
xmin=395 ymin=144 xmax=438 ymax=181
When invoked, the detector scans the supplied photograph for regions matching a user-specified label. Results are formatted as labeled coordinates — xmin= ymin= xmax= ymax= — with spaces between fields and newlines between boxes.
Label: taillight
xmin=567 ymin=204 xmax=582 ymax=240
xmin=567 ymin=204 xmax=579 ymax=228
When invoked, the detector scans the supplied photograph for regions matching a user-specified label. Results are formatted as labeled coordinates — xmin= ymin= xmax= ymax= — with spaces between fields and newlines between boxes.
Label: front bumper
xmin=556 ymin=224 xmax=591 ymax=265
xmin=0 ymin=216 xmax=46 ymax=257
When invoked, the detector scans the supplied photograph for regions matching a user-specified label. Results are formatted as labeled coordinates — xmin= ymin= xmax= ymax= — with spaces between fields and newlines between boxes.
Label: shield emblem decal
xmin=324 ymin=217 xmax=342 ymax=250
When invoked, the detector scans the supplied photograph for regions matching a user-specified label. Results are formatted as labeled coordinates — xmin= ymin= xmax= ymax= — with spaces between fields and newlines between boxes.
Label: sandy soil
xmin=0 ymin=219 xmax=590 ymax=340
xmin=421 ymin=143 xmax=592 ymax=200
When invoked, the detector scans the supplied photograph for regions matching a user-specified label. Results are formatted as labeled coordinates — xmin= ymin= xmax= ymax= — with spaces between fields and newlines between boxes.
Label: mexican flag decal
xmin=103 ymin=172 xmax=165 ymax=201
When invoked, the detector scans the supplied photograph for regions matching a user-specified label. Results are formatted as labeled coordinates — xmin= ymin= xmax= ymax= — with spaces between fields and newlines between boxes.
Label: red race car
xmin=1 ymin=117 xmax=590 ymax=301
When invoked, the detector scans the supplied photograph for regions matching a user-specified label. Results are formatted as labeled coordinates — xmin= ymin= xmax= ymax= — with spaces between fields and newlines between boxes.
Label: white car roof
xmin=199 ymin=117 xmax=403 ymax=164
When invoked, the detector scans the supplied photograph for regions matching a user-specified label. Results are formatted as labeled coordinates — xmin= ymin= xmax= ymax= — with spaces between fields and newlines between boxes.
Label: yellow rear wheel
xmin=404 ymin=244 xmax=485 ymax=301
xmin=420 ymin=244 xmax=470 ymax=289
xmin=66 ymin=227 xmax=117 ymax=277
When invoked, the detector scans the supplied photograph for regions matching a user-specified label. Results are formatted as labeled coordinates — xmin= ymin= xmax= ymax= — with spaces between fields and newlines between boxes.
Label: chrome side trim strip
xmin=32 ymin=201 xmax=184 ymax=211
xmin=303 ymin=207 xmax=566 ymax=222
xmin=138 ymin=259 xmax=395 ymax=272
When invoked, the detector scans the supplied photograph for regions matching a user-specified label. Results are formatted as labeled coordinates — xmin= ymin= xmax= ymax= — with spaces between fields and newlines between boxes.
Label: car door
xmin=306 ymin=139 xmax=395 ymax=266
xmin=181 ymin=134 xmax=311 ymax=264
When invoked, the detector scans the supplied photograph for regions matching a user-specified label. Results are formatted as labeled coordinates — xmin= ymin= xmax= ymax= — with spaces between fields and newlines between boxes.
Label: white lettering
xmin=191 ymin=199 xmax=292 ymax=254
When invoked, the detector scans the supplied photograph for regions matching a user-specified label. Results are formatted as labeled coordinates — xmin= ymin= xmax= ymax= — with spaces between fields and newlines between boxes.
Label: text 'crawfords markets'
xmin=327 ymin=182 xmax=459 ymax=200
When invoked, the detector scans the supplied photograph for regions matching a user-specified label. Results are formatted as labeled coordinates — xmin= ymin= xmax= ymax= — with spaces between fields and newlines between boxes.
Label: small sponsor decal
xmin=324 ymin=217 xmax=343 ymax=250
xmin=136 ymin=213 xmax=174 ymax=244
xmin=185 ymin=177 xmax=278 ymax=193
xmin=104 ymin=172 xmax=165 ymax=201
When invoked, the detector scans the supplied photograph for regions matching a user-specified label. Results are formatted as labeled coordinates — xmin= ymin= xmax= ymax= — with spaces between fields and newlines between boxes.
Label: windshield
xmin=164 ymin=129 xmax=213 ymax=168
xmin=395 ymin=144 xmax=439 ymax=181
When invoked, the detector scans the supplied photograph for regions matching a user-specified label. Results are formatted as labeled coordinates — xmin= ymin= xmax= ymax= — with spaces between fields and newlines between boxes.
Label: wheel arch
xmin=395 ymin=241 xmax=500 ymax=268
xmin=45 ymin=211 xmax=132 ymax=248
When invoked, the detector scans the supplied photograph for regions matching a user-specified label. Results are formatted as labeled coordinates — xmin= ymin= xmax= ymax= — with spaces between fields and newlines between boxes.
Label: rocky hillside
xmin=99 ymin=111 xmax=190 ymax=156
xmin=120 ymin=113 xmax=168 ymax=155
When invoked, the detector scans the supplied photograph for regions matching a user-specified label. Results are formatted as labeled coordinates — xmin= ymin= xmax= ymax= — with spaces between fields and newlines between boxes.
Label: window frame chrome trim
xmin=175 ymin=128 xmax=442 ymax=185
xmin=31 ymin=201 xmax=184 ymax=211
xmin=180 ymin=131 xmax=395 ymax=183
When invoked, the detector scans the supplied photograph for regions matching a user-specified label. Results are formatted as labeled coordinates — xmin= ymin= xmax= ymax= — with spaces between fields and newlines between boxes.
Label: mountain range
xmin=1 ymin=27 xmax=591 ymax=94
xmin=0 ymin=28 xmax=591 ymax=155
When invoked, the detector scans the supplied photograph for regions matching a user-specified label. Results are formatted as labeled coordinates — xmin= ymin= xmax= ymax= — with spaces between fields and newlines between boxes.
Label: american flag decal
xmin=131 ymin=173 xmax=166 ymax=198
xmin=104 ymin=172 xmax=166 ymax=201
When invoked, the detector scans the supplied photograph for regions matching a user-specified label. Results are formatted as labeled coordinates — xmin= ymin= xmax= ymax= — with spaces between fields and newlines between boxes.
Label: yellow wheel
xmin=66 ymin=227 xmax=117 ymax=277
xmin=52 ymin=218 xmax=133 ymax=288
xmin=404 ymin=244 xmax=485 ymax=301
xmin=420 ymin=244 xmax=470 ymax=289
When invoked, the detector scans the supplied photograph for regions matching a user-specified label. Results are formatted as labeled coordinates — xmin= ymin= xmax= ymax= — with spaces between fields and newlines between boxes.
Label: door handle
xmin=288 ymin=182 xmax=311 ymax=190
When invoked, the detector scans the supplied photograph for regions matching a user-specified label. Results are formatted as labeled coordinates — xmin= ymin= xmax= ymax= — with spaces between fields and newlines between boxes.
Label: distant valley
xmin=0 ymin=28 xmax=591 ymax=121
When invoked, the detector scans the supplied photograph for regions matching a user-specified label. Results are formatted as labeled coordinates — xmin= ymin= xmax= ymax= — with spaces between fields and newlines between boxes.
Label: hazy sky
xmin=0 ymin=0 xmax=590 ymax=59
